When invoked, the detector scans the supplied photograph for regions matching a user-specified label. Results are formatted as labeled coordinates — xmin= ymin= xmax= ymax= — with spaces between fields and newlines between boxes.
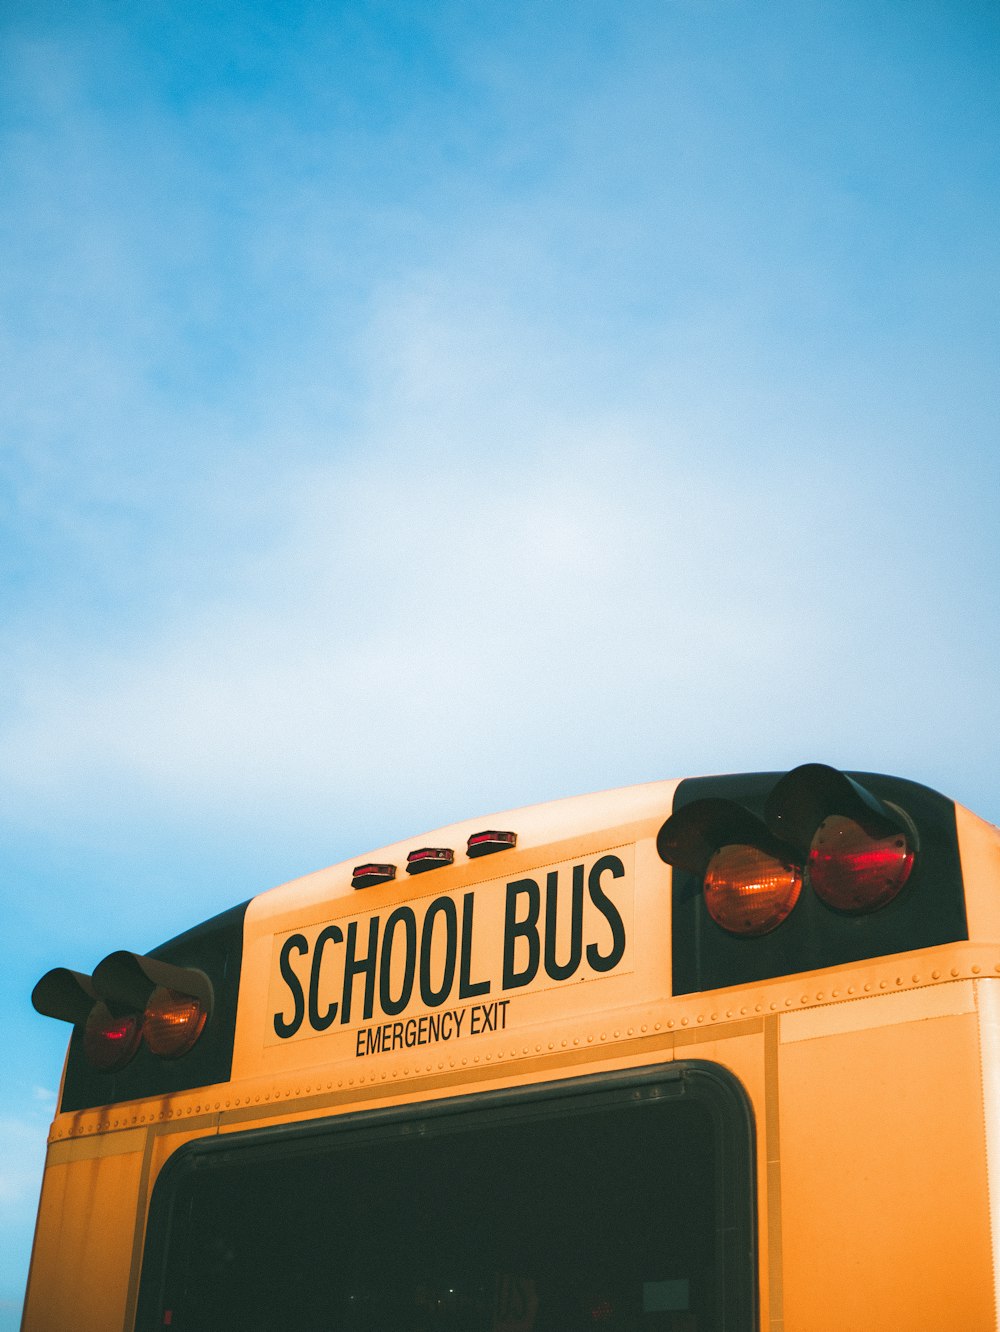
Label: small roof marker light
xmin=351 ymin=863 xmax=397 ymax=890
xmin=467 ymin=830 xmax=517 ymax=858
xmin=406 ymin=847 xmax=454 ymax=875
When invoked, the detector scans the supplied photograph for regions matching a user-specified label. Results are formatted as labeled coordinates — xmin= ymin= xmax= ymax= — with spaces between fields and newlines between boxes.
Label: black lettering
xmin=308 ymin=925 xmax=343 ymax=1031
xmin=342 ymin=917 xmax=380 ymax=1023
xmin=459 ymin=892 xmax=491 ymax=999
xmin=379 ymin=906 xmax=416 ymax=1016
xmin=503 ymin=878 xmax=540 ymax=990
xmin=544 ymin=865 xmax=584 ymax=981
xmin=498 ymin=999 xmax=510 ymax=1029
xmin=419 ymin=896 xmax=457 ymax=1008
xmin=273 ymin=933 xmax=308 ymax=1038
xmin=356 ymin=1009 xmax=469 ymax=1056
xmin=586 ymin=855 xmax=627 ymax=973
xmin=356 ymin=1024 xmax=384 ymax=1056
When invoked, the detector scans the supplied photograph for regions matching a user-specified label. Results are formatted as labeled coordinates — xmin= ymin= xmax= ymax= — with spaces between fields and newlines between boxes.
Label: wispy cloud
xmin=3 ymin=271 xmax=996 ymax=853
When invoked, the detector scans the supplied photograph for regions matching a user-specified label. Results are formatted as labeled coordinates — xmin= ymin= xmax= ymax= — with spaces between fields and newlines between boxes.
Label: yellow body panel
xmin=780 ymin=992 xmax=993 ymax=1330
xmin=24 ymin=1133 xmax=147 ymax=1332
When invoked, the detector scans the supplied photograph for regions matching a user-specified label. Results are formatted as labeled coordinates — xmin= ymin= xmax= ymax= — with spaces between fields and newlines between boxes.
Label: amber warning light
xmin=657 ymin=797 xmax=802 ymax=937
xmin=32 ymin=952 xmax=213 ymax=1073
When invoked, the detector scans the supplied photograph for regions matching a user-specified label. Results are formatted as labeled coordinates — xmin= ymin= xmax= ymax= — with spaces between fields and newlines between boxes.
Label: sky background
xmin=1 ymin=0 xmax=998 ymax=1322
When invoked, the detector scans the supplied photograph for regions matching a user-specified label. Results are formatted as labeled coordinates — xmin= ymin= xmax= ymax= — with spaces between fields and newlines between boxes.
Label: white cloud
xmin=2 ymin=405 xmax=783 ymax=830
xmin=4 ymin=252 xmax=998 ymax=851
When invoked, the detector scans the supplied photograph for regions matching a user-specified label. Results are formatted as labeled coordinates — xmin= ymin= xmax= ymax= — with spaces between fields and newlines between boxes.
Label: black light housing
xmin=33 ymin=953 xmax=215 ymax=1075
xmin=92 ymin=951 xmax=214 ymax=1019
xmin=662 ymin=765 xmax=964 ymax=995
xmin=34 ymin=901 xmax=247 ymax=1113
xmin=764 ymin=763 xmax=912 ymax=853
xmin=657 ymin=798 xmax=794 ymax=876
xmin=31 ymin=968 xmax=99 ymax=1026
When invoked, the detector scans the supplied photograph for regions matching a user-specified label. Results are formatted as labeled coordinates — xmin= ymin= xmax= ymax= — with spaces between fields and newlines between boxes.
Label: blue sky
xmin=2 ymin=0 xmax=998 ymax=1322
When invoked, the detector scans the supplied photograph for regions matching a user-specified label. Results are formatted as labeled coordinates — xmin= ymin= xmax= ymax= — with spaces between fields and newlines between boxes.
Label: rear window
xmin=137 ymin=1064 xmax=756 ymax=1331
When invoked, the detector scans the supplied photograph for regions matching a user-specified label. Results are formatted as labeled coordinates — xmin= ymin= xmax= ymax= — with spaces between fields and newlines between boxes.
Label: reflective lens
xmin=143 ymin=986 xmax=208 ymax=1058
xmin=808 ymin=814 xmax=914 ymax=912
xmin=704 ymin=843 xmax=802 ymax=936
xmin=83 ymin=1001 xmax=142 ymax=1072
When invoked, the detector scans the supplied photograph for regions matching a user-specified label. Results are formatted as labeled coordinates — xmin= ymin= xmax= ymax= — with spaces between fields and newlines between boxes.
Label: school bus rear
xmin=24 ymin=765 xmax=1000 ymax=1330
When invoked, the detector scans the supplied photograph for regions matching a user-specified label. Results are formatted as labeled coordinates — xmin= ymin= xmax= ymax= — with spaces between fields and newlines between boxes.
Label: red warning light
xmin=809 ymin=814 xmax=914 ymax=912
xmin=83 ymin=1002 xmax=142 ymax=1072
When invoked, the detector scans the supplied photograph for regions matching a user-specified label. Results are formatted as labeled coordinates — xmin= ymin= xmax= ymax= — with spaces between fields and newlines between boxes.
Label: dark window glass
xmin=140 ymin=1069 xmax=754 ymax=1331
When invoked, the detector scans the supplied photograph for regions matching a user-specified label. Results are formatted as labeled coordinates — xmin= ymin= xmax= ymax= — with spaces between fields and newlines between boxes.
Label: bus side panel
xmin=23 ymin=1132 xmax=146 ymax=1332
xmin=779 ymin=989 xmax=993 ymax=1330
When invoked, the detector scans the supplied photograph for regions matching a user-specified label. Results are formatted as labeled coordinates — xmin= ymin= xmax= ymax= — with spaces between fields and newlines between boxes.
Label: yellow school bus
xmin=23 ymin=763 xmax=1000 ymax=1330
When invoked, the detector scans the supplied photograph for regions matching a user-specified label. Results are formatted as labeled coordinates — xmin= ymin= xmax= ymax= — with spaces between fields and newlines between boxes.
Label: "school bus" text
xmin=271 ymin=854 xmax=628 ymax=1039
